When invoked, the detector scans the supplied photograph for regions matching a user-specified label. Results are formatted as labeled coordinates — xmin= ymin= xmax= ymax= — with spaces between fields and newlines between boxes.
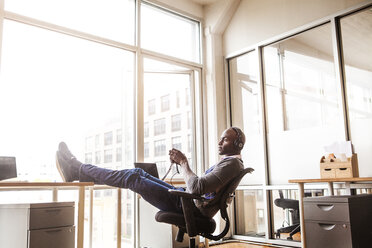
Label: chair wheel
xmin=287 ymin=236 xmax=293 ymax=240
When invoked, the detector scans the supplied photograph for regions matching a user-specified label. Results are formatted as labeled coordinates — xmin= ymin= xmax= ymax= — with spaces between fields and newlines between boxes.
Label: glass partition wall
xmin=228 ymin=3 xmax=372 ymax=247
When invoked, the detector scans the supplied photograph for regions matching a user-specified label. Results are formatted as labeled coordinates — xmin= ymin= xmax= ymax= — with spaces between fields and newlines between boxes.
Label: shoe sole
xmin=55 ymin=152 xmax=67 ymax=182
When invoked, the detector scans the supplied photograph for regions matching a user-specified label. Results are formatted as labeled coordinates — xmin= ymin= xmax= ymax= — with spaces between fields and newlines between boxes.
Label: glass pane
xmin=229 ymin=51 xmax=264 ymax=185
xmin=235 ymin=189 xmax=266 ymax=238
xmin=271 ymin=189 xmax=325 ymax=241
xmin=91 ymin=189 xmax=117 ymax=248
xmin=143 ymin=58 xmax=194 ymax=180
xmin=0 ymin=20 xmax=135 ymax=179
xmin=0 ymin=20 xmax=135 ymax=246
xmin=141 ymin=3 xmax=200 ymax=63
xmin=122 ymin=190 xmax=134 ymax=246
xmin=5 ymin=0 xmax=135 ymax=44
xmin=263 ymin=23 xmax=345 ymax=184
xmin=341 ymin=8 xmax=372 ymax=176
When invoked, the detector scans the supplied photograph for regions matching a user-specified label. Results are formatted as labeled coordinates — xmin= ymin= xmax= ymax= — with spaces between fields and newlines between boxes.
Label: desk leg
xmin=89 ymin=187 xmax=93 ymax=248
xmin=327 ymin=182 xmax=334 ymax=196
xmin=77 ymin=186 xmax=86 ymax=248
xmin=298 ymin=182 xmax=306 ymax=248
xmin=52 ymin=188 xmax=58 ymax=202
xmin=117 ymin=188 xmax=122 ymax=248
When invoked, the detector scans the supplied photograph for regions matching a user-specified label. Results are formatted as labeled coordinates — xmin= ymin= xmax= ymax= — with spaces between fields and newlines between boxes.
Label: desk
xmin=0 ymin=182 xmax=94 ymax=248
xmin=288 ymin=177 xmax=372 ymax=248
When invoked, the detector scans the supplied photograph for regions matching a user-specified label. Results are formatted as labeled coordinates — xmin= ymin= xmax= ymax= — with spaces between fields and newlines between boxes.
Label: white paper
xmin=323 ymin=141 xmax=352 ymax=160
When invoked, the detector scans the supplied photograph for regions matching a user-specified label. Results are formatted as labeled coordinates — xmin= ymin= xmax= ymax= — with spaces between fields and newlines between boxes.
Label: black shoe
xmin=56 ymin=151 xmax=79 ymax=182
xmin=58 ymin=142 xmax=82 ymax=168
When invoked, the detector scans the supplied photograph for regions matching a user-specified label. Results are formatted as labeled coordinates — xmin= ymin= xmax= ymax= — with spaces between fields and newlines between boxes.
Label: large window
xmin=229 ymin=51 xmax=264 ymax=185
xmin=264 ymin=23 xmax=345 ymax=184
xmin=4 ymin=0 xmax=136 ymax=44
xmin=141 ymin=2 xmax=200 ymax=63
xmin=341 ymin=8 xmax=372 ymax=176
xmin=0 ymin=19 xmax=134 ymax=181
xmin=143 ymin=58 xmax=198 ymax=177
xmin=228 ymin=4 xmax=371 ymax=246
xmin=0 ymin=1 xmax=201 ymax=248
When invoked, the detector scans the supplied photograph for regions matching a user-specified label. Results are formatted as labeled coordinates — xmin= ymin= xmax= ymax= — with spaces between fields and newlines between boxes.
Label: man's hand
xmin=169 ymin=148 xmax=188 ymax=165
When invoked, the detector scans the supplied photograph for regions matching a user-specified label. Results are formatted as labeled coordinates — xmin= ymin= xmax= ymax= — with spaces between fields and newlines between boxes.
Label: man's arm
xmin=169 ymin=149 xmax=242 ymax=195
xmin=169 ymin=148 xmax=196 ymax=190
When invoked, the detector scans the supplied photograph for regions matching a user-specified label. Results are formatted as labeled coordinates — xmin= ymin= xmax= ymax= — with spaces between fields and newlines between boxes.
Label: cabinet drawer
xmin=29 ymin=207 xmax=74 ymax=230
xmin=304 ymin=202 xmax=349 ymax=222
xmin=305 ymin=221 xmax=351 ymax=248
xmin=28 ymin=226 xmax=75 ymax=248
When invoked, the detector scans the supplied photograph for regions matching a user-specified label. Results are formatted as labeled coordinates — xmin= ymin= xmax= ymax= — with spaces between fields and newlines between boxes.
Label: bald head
xmin=218 ymin=127 xmax=246 ymax=156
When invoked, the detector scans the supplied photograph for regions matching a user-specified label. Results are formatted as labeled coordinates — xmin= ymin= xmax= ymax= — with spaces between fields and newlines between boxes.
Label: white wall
xmin=223 ymin=0 xmax=368 ymax=56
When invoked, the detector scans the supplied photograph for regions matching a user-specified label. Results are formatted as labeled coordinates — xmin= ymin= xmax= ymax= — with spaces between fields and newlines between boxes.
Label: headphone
xmin=231 ymin=127 xmax=244 ymax=149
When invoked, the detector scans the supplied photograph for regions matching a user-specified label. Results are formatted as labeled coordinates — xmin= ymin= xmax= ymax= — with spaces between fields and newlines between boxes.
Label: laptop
xmin=134 ymin=162 xmax=159 ymax=179
xmin=0 ymin=156 xmax=17 ymax=181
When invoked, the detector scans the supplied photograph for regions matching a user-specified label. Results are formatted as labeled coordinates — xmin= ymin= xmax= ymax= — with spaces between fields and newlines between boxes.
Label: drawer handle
xmin=338 ymin=168 xmax=347 ymax=171
xmin=316 ymin=204 xmax=334 ymax=211
xmin=324 ymin=168 xmax=332 ymax=171
xmin=45 ymin=209 xmax=63 ymax=213
xmin=45 ymin=229 xmax=63 ymax=233
xmin=318 ymin=223 xmax=336 ymax=230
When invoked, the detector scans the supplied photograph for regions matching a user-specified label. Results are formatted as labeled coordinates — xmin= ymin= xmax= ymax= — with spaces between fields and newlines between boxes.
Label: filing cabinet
xmin=0 ymin=202 xmax=75 ymax=248
xmin=304 ymin=194 xmax=372 ymax=248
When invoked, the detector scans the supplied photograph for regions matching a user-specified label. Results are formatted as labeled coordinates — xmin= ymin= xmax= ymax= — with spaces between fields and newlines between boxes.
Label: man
xmin=56 ymin=127 xmax=252 ymax=218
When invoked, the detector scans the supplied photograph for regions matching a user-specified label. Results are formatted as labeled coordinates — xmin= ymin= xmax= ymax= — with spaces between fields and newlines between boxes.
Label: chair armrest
xmin=168 ymin=189 xmax=207 ymax=201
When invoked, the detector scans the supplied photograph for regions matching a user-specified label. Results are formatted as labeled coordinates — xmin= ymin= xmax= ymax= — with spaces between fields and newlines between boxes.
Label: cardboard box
xmin=320 ymin=154 xmax=359 ymax=179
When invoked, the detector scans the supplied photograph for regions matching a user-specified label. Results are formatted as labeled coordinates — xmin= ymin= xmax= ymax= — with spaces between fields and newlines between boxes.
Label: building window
xmin=185 ymin=88 xmax=190 ymax=105
xmin=116 ymin=147 xmax=122 ymax=162
xmin=156 ymin=161 xmax=167 ymax=177
xmin=116 ymin=129 xmax=122 ymax=143
xmin=85 ymin=136 xmax=93 ymax=151
xmin=154 ymin=139 xmax=166 ymax=156
xmin=161 ymin=94 xmax=170 ymax=112
xmin=171 ymin=114 xmax=181 ymax=131
xmin=85 ymin=152 xmax=92 ymax=164
xmin=187 ymin=134 xmax=192 ymax=153
xmin=144 ymin=122 xmax=149 ymax=138
xmin=104 ymin=149 xmax=113 ymax=163
xmin=187 ymin=111 xmax=191 ymax=129
xmin=144 ymin=142 xmax=149 ymax=158
xmin=104 ymin=131 xmax=113 ymax=146
xmin=176 ymin=91 xmax=180 ymax=108
xmin=95 ymin=151 xmax=101 ymax=164
xmin=154 ymin=118 xmax=166 ymax=135
xmin=95 ymin=134 xmax=100 ymax=149
xmin=172 ymin=136 xmax=182 ymax=150
xmin=148 ymin=99 xmax=156 ymax=115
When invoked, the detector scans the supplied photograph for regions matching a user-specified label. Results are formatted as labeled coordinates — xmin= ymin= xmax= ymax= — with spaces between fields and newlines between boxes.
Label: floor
xmin=209 ymin=243 xmax=275 ymax=248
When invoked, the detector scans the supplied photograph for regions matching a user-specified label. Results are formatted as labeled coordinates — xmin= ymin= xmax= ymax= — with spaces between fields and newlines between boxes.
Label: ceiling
xmin=189 ymin=0 xmax=221 ymax=6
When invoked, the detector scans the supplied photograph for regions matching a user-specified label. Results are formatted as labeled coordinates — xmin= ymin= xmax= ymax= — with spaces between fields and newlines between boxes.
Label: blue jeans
xmin=80 ymin=164 xmax=183 ymax=213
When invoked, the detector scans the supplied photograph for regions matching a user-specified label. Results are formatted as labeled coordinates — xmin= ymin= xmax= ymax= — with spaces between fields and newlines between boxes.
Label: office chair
xmin=274 ymin=190 xmax=300 ymax=240
xmin=155 ymin=167 xmax=253 ymax=248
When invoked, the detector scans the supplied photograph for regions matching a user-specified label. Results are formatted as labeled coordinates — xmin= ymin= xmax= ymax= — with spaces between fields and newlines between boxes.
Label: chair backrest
xmin=203 ymin=167 xmax=253 ymax=240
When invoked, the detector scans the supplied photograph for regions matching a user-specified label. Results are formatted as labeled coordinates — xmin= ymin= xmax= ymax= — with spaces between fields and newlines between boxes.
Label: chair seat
xmin=274 ymin=198 xmax=299 ymax=210
xmin=155 ymin=211 xmax=216 ymax=234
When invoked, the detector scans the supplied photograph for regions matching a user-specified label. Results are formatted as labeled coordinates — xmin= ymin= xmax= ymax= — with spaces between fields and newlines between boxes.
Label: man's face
xmin=218 ymin=128 xmax=239 ymax=156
